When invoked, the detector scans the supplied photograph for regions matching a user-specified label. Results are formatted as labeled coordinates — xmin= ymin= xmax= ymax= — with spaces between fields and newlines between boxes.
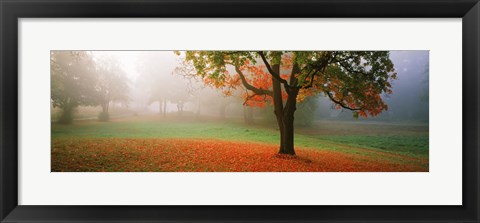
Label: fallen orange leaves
xmin=51 ymin=138 xmax=428 ymax=172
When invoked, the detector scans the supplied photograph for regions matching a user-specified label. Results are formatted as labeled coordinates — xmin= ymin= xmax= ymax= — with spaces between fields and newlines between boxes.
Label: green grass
xmin=52 ymin=116 xmax=429 ymax=159
xmin=316 ymin=135 xmax=428 ymax=157
xmin=52 ymin=120 xmax=279 ymax=142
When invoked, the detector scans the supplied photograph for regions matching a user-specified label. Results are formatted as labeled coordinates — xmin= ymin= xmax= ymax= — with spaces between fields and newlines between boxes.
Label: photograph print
xmin=51 ymin=51 xmax=429 ymax=172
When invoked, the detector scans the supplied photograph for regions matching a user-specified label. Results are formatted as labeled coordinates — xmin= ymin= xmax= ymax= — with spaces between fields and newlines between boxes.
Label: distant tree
xmin=174 ymin=58 xmax=257 ymax=123
xmin=94 ymin=56 xmax=130 ymax=121
xmin=420 ymin=65 xmax=429 ymax=103
xmin=148 ymin=86 xmax=168 ymax=116
xmin=138 ymin=54 xmax=183 ymax=116
xmin=178 ymin=51 xmax=396 ymax=155
xmin=51 ymin=51 xmax=98 ymax=124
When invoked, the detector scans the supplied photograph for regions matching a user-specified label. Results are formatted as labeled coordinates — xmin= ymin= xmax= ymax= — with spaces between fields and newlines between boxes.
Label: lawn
xmin=51 ymin=115 xmax=429 ymax=172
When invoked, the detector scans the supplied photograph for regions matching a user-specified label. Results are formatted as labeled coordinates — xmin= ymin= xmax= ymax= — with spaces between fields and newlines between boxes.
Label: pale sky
xmin=90 ymin=51 xmax=179 ymax=81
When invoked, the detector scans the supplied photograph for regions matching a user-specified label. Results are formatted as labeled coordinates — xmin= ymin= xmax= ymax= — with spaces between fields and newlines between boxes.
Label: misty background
xmin=51 ymin=51 xmax=429 ymax=125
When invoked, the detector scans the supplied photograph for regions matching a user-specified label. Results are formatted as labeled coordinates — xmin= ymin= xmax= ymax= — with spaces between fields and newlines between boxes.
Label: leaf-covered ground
xmin=52 ymin=138 xmax=427 ymax=172
xmin=51 ymin=116 xmax=428 ymax=172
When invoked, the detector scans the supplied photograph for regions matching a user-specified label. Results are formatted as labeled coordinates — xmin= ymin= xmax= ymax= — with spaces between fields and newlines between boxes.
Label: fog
xmin=51 ymin=51 xmax=429 ymax=125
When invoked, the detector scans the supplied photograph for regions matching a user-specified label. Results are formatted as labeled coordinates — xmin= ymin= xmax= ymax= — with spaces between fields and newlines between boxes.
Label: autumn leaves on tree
xmin=179 ymin=51 xmax=397 ymax=155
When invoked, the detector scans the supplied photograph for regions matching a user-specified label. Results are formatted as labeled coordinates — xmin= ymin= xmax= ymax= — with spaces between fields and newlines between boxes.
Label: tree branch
xmin=324 ymin=91 xmax=361 ymax=111
xmin=300 ymin=53 xmax=334 ymax=89
xmin=257 ymin=51 xmax=290 ymax=88
xmin=338 ymin=62 xmax=369 ymax=76
xmin=243 ymin=92 xmax=259 ymax=105
xmin=302 ymin=61 xmax=328 ymax=89
xmin=223 ymin=51 xmax=245 ymax=55
xmin=302 ymin=68 xmax=320 ymax=89
xmin=235 ymin=65 xmax=273 ymax=96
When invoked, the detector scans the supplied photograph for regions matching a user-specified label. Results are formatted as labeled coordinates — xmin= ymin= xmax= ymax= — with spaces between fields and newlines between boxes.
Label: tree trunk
xmin=219 ymin=100 xmax=227 ymax=119
xmin=281 ymin=88 xmax=299 ymax=155
xmin=60 ymin=107 xmax=74 ymax=124
xmin=163 ymin=100 xmax=167 ymax=117
xmin=59 ymin=99 xmax=74 ymax=124
xmin=102 ymin=101 xmax=110 ymax=113
xmin=99 ymin=101 xmax=110 ymax=122
xmin=243 ymin=106 xmax=254 ymax=124
xmin=177 ymin=101 xmax=184 ymax=115
xmin=280 ymin=63 xmax=301 ymax=155
xmin=159 ymin=100 xmax=163 ymax=115
xmin=271 ymin=62 xmax=285 ymax=154
xmin=196 ymin=100 xmax=201 ymax=118
xmin=247 ymin=106 xmax=254 ymax=124
xmin=243 ymin=106 xmax=247 ymax=123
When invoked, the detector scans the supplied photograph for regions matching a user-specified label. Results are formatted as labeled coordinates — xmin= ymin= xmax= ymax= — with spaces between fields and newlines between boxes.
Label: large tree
xmin=51 ymin=51 xmax=98 ymax=124
xmin=179 ymin=51 xmax=396 ymax=155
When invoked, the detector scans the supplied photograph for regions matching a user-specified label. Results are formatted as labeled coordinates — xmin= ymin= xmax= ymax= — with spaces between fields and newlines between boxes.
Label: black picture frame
xmin=1 ymin=0 xmax=479 ymax=222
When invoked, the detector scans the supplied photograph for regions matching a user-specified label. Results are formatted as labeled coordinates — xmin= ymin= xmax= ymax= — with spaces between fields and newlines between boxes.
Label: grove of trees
xmin=51 ymin=51 xmax=130 ymax=123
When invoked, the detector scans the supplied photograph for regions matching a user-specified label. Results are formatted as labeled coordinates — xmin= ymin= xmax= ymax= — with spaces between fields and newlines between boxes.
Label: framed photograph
xmin=1 ymin=0 xmax=479 ymax=222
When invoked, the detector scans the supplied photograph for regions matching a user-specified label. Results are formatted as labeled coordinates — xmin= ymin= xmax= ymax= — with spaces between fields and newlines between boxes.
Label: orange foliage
xmin=237 ymin=55 xmax=304 ymax=107
xmin=196 ymin=52 xmax=392 ymax=117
